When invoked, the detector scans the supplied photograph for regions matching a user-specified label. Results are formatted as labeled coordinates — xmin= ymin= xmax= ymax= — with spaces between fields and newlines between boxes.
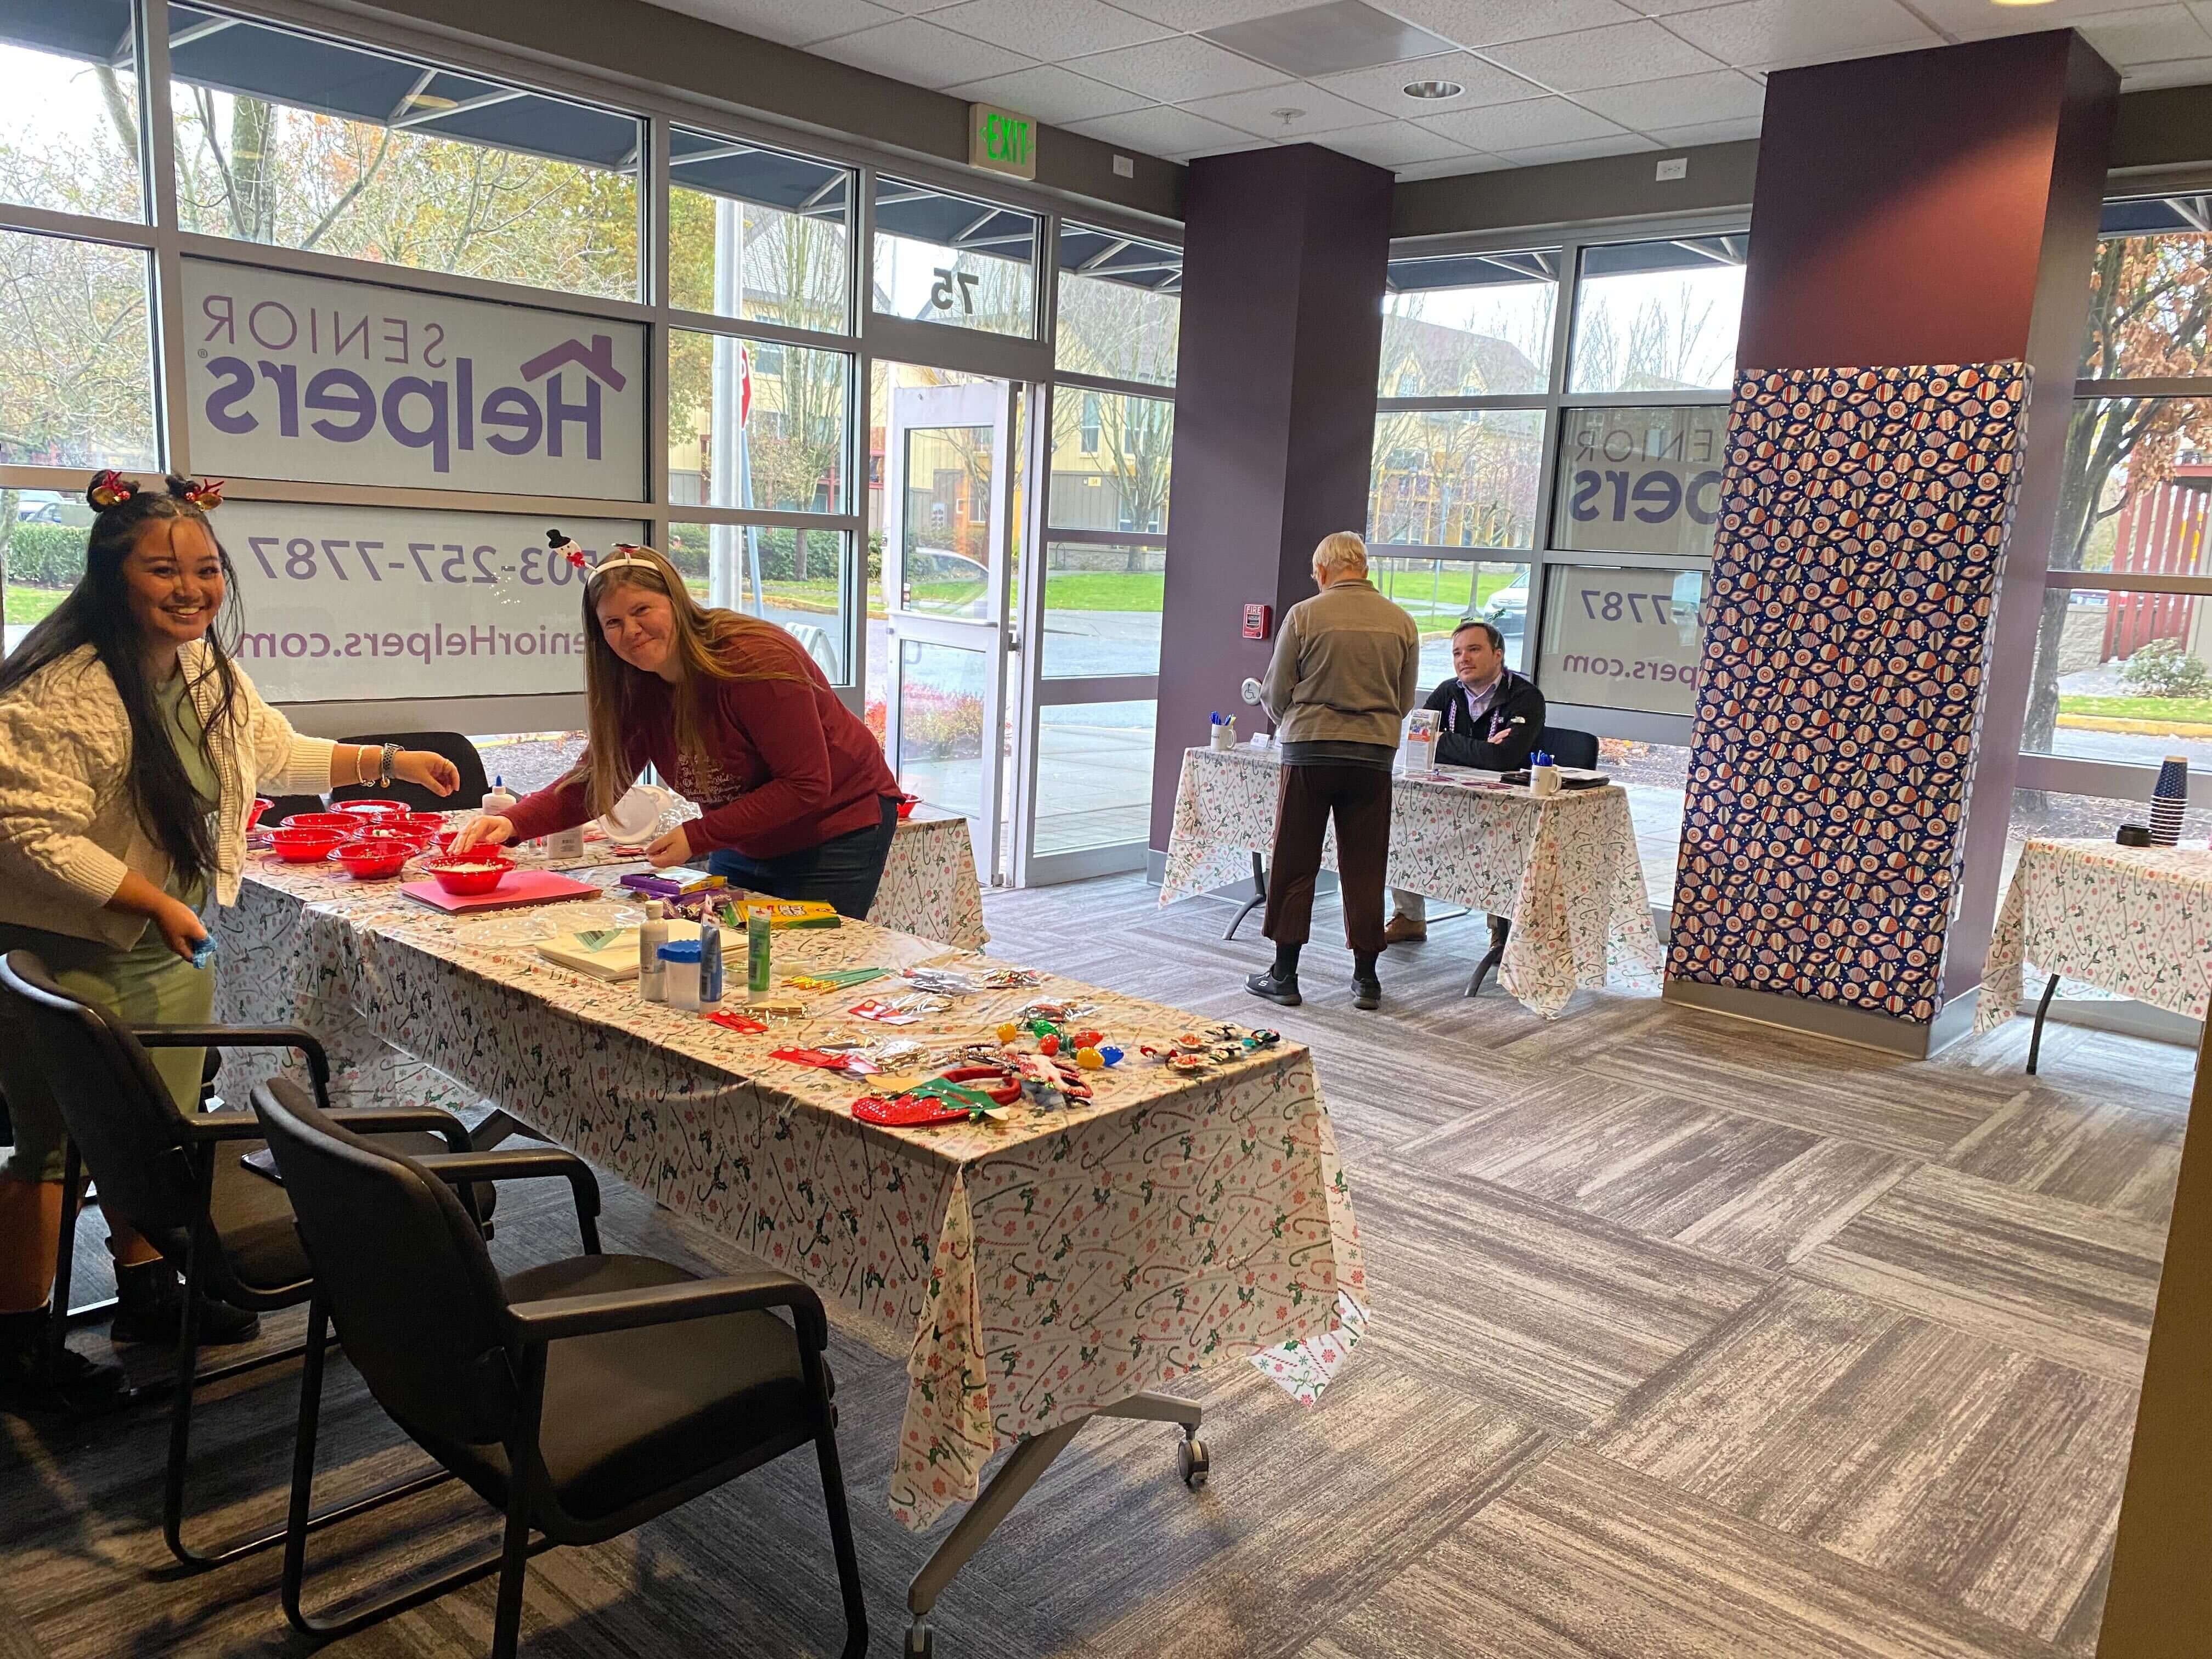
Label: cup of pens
xmin=1210 ymin=713 xmax=1237 ymax=749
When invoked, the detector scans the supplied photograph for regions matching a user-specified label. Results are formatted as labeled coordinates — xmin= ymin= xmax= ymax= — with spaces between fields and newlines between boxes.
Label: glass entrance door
xmin=881 ymin=379 xmax=1016 ymax=880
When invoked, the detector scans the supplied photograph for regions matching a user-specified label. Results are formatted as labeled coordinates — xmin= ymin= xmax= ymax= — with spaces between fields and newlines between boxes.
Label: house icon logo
xmin=519 ymin=334 xmax=628 ymax=391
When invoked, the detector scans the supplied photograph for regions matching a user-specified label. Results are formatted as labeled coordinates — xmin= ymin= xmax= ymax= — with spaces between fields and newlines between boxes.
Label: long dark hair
xmin=0 ymin=475 xmax=243 ymax=889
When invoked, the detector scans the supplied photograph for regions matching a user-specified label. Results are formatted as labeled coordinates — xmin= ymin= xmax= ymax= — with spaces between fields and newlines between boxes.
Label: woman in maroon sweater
xmin=455 ymin=544 xmax=900 ymax=916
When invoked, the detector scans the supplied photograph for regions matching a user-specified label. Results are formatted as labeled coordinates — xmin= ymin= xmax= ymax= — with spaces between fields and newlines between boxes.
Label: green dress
xmin=0 ymin=668 xmax=218 ymax=1183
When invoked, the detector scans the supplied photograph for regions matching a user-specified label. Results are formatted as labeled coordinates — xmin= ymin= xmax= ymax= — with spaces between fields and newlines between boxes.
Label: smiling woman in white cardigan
xmin=0 ymin=473 xmax=459 ymax=1412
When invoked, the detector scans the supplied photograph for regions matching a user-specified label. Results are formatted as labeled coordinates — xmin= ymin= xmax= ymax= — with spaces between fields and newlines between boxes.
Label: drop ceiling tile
xmin=1575 ymin=66 xmax=1765 ymax=127
xmin=868 ymin=0 xmax=966 ymax=11
xmin=1066 ymin=104 xmax=1257 ymax=157
xmin=1180 ymin=82 xmax=1398 ymax=137
xmin=1660 ymin=0 xmax=1940 ymax=72
xmin=2121 ymin=50 xmax=2212 ymax=83
xmin=810 ymin=16 xmax=1036 ymax=85
xmin=1070 ymin=33 xmax=1294 ymax=100
xmin=1493 ymin=132 xmax=1661 ymax=163
xmin=943 ymin=64 xmax=1155 ymax=123
xmin=1384 ymin=0 xmax=1641 ymax=47
xmin=1645 ymin=114 xmax=1763 ymax=145
xmin=1395 ymin=152 xmax=1515 ymax=178
xmin=1616 ymin=0 xmax=1738 ymax=13
xmin=1481 ymin=19 xmax=1724 ymax=91
xmin=1314 ymin=50 xmax=1551 ymax=114
xmin=928 ymin=0 xmax=1171 ymax=61
xmin=1415 ymin=94 xmax=1629 ymax=148
xmin=646 ymin=0 xmax=901 ymax=46
xmin=1320 ymin=120 xmax=1482 ymax=166
xmin=2191 ymin=0 xmax=2212 ymax=30
xmin=2074 ymin=7 xmax=2212 ymax=66
xmin=1911 ymin=0 xmax=2179 ymax=30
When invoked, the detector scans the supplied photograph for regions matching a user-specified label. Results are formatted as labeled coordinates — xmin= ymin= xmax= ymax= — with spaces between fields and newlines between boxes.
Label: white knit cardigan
xmin=0 ymin=642 xmax=335 ymax=948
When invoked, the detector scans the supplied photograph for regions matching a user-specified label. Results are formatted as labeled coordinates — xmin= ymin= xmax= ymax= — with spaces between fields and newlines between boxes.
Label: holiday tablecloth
xmin=211 ymin=843 xmax=1363 ymax=1533
xmin=1976 ymin=838 xmax=2212 ymax=1034
xmin=1159 ymin=746 xmax=1661 ymax=1018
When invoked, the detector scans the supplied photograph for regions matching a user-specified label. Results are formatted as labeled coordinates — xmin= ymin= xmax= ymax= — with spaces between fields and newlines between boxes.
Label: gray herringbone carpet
xmin=1 ymin=873 xmax=2185 ymax=1658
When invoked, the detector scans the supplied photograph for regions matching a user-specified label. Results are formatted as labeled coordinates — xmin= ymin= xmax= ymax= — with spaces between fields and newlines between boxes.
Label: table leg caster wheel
xmin=905 ymin=1622 xmax=935 ymax=1658
xmin=1178 ymin=1437 xmax=1210 ymax=1490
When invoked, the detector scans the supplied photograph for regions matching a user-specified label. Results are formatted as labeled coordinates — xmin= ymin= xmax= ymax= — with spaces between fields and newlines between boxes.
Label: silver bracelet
xmin=377 ymin=741 xmax=399 ymax=789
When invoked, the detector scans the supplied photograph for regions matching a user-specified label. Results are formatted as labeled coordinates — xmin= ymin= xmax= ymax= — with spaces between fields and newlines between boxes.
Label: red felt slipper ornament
xmin=852 ymin=1094 xmax=973 ymax=1126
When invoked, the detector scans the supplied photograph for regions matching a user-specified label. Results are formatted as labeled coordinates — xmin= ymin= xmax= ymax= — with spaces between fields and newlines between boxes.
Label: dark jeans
xmin=1262 ymin=763 xmax=1393 ymax=956
xmin=705 ymin=796 xmax=900 ymax=919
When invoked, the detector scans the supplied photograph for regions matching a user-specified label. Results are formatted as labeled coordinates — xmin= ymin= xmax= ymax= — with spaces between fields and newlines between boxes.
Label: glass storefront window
xmin=167 ymin=7 xmax=641 ymax=301
xmin=665 ymin=520 xmax=850 ymax=686
xmin=1056 ymin=225 xmax=1178 ymax=386
xmin=1373 ymin=557 xmax=1530 ymax=680
xmin=871 ymin=177 xmax=1036 ymax=338
xmin=2023 ymin=586 xmax=2212 ymax=765
xmin=2079 ymin=218 xmax=2212 ymax=383
xmin=1035 ymin=699 xmax=1156 ymax=855
xmin=1369 ymin=409 xmax=1543 ymax=551
xmin=1048 ymin=391 xmax=1171 ymax=535
xmin=0 ymin=230 xmax=157 ymax=471
xmin=1568 ymin=235 xmax=1746 ymax=395
xmin=1536 ymin=563 xmax=1705 ymax=718
xmin=1600 ymin=736 xmax=1690 ymax=910
xmin=0 ymin=1 xmax=142 ymax=220
xmin=1550 ymin=404 xmax=1726 ymax=561
xmin=1041 ymin=542 xmax=1162 ymax=679
xmin=668 ymin=329 xmax=849 ymax=515
xmin=1380 ymin=251 xmax=1557 ymax=397
xmin=668 ymin=129 xmax=850 ymax=336
xmin=2 ymin=490 xmax=93 ymax=658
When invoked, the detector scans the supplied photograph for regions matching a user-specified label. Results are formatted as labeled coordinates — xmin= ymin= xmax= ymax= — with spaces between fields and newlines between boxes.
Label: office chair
xmin=254 ymin=1076 xmax=867 ymax=1659
xmin=328 ymin=731 xmax=492 ymax=812
xmin=0 ymin=950 xmax=495 ymax=1568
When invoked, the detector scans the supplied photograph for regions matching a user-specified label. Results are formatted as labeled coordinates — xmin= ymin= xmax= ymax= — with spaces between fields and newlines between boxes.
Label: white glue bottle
xmin=482 ymin=774 xmax=518 ymax=817
xmin=638 ymin=900 xmax=669 ymax=1001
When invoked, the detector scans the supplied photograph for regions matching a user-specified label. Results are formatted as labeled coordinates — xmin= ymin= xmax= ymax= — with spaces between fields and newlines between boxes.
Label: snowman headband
xmin=547 ymin=530 xmax=661 ymax=583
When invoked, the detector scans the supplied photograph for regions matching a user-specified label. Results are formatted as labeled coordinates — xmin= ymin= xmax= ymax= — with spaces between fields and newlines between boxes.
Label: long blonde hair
xmin=569 ymin=546 xmax=806 ymax=815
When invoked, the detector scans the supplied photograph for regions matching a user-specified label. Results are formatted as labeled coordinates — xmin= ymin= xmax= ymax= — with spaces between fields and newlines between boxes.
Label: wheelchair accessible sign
xmin=180 ymin=258 xmax=647 ymax=501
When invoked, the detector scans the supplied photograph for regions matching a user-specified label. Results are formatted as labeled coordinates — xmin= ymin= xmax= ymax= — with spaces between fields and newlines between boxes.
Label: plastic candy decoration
xmin=1098 ymin=1045 xmax=1124 ymax=1066
xmin=1039 ymin=1034 xmax=1060 ymax=1056
xmin=996 ymin=1022 xmax=1020 ymax=1044
xmin=1069 ymin=1029 xmax=1103 ymax=1050
xmin=87 ymin=470 xmax=138 ymax=510
xmin=705 ymin=1012 xmax=767 ymax=1034
xmin=1074 ymin=1046 xmax=1104 ymax=1070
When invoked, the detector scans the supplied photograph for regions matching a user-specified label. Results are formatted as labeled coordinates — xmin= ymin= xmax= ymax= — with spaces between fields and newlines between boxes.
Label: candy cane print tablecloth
xmin=212 ymin=859 xmax=1364 ymax=1532
xmin=1975 ymin=838 xmax=2212 ymax=1034
xmin=1159 ymin=746 xmax=1661 ymax=1019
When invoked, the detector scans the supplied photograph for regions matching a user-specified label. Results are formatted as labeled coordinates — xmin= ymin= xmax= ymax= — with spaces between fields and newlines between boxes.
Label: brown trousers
xmin=1262 ymin=763 xmax=1393 ymax=956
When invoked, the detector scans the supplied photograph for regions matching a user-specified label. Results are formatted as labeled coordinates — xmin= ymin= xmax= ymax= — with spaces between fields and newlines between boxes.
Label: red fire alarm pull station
xmin=1243 ymin=602 xmax=1272 ymax=640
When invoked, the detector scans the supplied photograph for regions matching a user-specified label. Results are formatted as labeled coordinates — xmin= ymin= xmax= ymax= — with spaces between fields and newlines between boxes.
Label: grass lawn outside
xmin=4 ymin=585 xmax=66 ymax=627
xmin=2060 ymin=693 xmax=2212 ymax=723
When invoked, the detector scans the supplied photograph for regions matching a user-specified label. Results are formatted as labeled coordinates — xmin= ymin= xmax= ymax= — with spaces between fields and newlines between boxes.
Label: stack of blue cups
xmin=2149 ymin=754 xmax=2188 ymax=847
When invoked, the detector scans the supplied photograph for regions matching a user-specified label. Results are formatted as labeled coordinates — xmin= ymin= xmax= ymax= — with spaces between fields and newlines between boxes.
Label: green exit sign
xmin=969 ymin=104 xmax=1035 ymax=180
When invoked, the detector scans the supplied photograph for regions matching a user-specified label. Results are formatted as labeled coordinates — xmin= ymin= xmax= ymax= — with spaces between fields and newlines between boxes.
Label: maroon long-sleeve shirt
xmin=502 ymin=628 xmax=896 ymax=861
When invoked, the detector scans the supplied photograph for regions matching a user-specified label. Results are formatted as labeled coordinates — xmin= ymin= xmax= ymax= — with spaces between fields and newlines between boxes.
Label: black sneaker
xmin=1352 ymin=974 xmax=1382 ymax=1011
xmin=0 ymin=1314 xmax=126 ymax=1417
xmin=110 ymin=1261 xmax=260 ymax=1348
xmin=1245 ymin=969 xmax=1302 ymax=1007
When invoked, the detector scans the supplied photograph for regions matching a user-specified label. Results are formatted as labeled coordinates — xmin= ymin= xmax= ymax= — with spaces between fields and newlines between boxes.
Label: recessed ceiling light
xmin=1402 ymin=80 xmax=1465 ymax=100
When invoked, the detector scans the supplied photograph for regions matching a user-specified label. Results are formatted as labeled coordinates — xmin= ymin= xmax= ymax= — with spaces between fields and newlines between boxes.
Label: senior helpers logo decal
xmin=1666 ymin=362 xmax=2030 ymax=1023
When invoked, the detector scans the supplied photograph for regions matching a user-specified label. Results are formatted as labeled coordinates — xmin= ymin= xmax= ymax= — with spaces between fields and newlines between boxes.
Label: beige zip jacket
xmin=0 ymin=642 xmax=335 ymax=948
xmin=1259 ymin=577 xmax=1423 ymax=750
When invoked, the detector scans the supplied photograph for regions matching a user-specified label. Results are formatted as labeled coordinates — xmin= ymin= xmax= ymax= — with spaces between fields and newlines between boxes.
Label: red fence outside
xmin=2104 ymin=465 xmax=2211 ymax=661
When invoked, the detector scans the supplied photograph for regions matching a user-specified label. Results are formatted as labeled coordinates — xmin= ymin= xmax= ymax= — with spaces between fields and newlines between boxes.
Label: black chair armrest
xmin=324 ymin=1108 xmax=473 ymax=1154
xmin=504 ymin=1266 xmax=825 ymax=1348
xmin=182 ymin=1109 xmax=266 ymax=1142
xmin=413 ymin=1149 xmax=600 ymax=1220
xmin=133 ymin=1023 xmax=330 ymax=1089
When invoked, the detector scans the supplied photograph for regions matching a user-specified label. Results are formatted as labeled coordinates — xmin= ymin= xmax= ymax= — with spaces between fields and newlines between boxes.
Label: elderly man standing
xmin=1247 ymin=531 xmax=1420 ymax=1011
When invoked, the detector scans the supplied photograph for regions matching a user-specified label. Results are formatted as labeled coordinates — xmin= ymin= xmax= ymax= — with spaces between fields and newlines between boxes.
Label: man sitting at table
xmin=1385 ymin=618 xmax=1547 ymax=947
xmin=1246 ymin=531 xmax=1421 ymax=1012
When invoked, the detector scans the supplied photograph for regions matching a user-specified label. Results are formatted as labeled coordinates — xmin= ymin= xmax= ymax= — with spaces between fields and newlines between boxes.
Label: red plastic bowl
xmin=330 ymin=839 xmax=411 ymax=878
xmin=287 ymin=812 xmax=361 ymax=832
xmin=895 ymin=793 xmax=921 ymax=820
xmin=424 ymin=854 xmax=514 ymax=895
xmin=247 ymin=797 xmax=272 ymax=831
xmin=335 ymin=799 xmax=407 ymax=819
xmin=396 ymin=812 xmax=447 ymax=835
xmin=269 ymin=829 xmax=343 ymax=862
